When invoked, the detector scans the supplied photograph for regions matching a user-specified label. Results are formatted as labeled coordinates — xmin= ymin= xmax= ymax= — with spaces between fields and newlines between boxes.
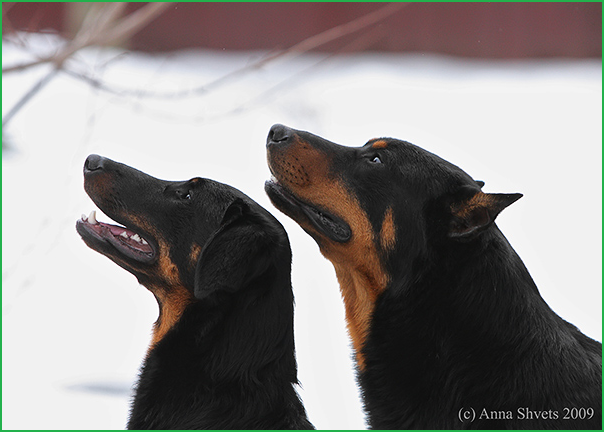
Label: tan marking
xmin=189 ymin=243 xmax=203 ymax=268
xmin=269 ymin=137 xmax=390 ymax=370
xmin=380 ymin=207 xmax=396 ymax=252
xmin=450 ymin=191 xmax=494 ymax=219
xmin=127 ymin=216 xmax=196 ymax=350
xmin=371 ymin=140 xmax=389 ymax=149
xmin=148 ymin=284 xmax=194 ymax=351
xmin=129 ymin=215 xmax=182 ymax=288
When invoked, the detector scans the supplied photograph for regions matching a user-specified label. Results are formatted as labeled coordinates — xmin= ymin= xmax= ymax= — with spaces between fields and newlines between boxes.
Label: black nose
xmin=267 ymin=124 xmax=292 ymax=145
xmin=84 ymin=154 xmax=105 ymax=172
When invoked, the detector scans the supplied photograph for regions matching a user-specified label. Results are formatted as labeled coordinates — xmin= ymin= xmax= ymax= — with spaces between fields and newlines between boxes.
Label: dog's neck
xmin=146 ymin=284 xmax=195 ymax=354
xmin=359 ymin=227 xmax=580 ymax=428
xmin=128 ymin=291 xmax=308 ymax=429
xmin=331 ymin=262 xmax=388 ymax=370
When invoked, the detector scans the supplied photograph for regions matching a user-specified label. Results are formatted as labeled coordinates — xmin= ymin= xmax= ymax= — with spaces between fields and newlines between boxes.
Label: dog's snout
xmin=267 ymin=124 xmax=292 ymax=145
xmin=84 ymin=154 xmax=106 ymax=173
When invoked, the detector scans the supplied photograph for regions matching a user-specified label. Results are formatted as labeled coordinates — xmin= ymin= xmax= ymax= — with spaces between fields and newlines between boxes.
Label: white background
xmin=2 ymin=34 xmax=601 ymax=429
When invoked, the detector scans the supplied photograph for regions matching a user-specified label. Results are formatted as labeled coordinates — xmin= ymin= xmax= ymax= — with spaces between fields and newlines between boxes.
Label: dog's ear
xmin=449 ymin=191 xmax=522 ymax=240
xmin=194 ymin=199 xmax=278 ymax=300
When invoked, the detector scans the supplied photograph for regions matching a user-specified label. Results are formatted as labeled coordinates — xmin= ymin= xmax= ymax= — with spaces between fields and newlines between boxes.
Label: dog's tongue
xmin=107 ymin=224 xmax=132 ymax=237
xmin=81 ymin=210 xmax=152 ymax=254
xmin=101 ymin=222 xmax=152 ymax=253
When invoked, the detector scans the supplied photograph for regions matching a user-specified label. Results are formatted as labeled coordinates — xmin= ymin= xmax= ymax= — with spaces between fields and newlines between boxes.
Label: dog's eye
xmin=371 ymin=156 xmax=382 ymax=164
xmin=176 ymin=190 xmax=191 ymax=200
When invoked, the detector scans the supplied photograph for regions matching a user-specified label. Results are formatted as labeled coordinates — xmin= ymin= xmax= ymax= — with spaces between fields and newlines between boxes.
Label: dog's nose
xmin=84 ymin=154 xmax=105 ymax=172
xmin=267 ymin=124 xmax=292 ymax=145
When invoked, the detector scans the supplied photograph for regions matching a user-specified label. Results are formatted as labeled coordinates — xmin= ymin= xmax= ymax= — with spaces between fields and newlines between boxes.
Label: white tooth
xmin=120 ymin=232 xmax=129 ymax=238
xmin=132 ymin=234 xmax=141 ymax=242
xmin=88 ymin=210 xmax=98 ymax=224
xmin=81 ymin=214 xmax=87 ymax=221
xmin=140 ymin=238 xmax=148 ymax=245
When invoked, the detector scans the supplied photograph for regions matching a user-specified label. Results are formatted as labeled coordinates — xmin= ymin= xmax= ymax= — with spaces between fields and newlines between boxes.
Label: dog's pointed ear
xmin=449 ymin=191 xmax=522 ymax=240
xmin=194 ymin=199 xmax=278 ymax=300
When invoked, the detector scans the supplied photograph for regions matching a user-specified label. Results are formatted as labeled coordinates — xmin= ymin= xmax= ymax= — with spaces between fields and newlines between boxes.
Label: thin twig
xmin=58 ymin=2 xmax=408 ymax=100
xmin=2 ymin=3 xmax=171 ymax=74
xmin=193 ymin=27 xmax=389 ymax=123
xmin=94 ymin=2 xmax=170 ymax=46
xmin=2 ymin=3 xmax=171 ymax=127
xmin=227 ymin=27 xmax=389 ymax=118
xmin=103 ymin=26 xmax=388 ymax=125
xmin=2 ymin=68 xmax=59 ymax=128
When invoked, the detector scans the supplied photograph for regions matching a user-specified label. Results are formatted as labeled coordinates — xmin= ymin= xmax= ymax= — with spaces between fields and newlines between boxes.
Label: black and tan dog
xmin=76 ymin=155 xmax=313 ymax=430
xmin=265 ymin=124 xmax=601 ymax=429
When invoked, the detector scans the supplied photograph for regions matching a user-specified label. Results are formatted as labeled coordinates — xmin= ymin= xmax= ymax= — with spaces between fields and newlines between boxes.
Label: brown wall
xmin=3 ymin=2 xmax=602 ymax=58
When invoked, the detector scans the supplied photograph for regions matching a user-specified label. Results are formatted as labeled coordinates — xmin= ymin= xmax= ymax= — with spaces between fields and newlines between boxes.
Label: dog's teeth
xmin=120 ymin=231 xmax=129 ymax=239
xmin=88 ymin=210 xmax=98 ymax=224
xmin=132 ymin=234 xmax=141 ymax=242
xmin=140 ymin=238 xmax=148 ymax=245
xmin=81 ymin=213 xmax=88 ymax=221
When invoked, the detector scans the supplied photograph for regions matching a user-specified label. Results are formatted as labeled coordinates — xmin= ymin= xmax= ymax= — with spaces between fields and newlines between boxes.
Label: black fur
xmin=265 ymin=125 xmax=602 ymax=430
xmin=76 ymin=155 xmax=313 ymax=430
xmin=363 ymin=224 xmax=602 ymax=429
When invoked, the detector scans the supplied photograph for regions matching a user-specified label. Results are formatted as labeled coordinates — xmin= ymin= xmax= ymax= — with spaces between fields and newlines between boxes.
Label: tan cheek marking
xmin=275 ymin=140 xmax=389 ymax=370
xmin=269 ymin=149 xmax=311 ymax=187
xmin=371 ymin=140 xmax=389 ymax=149
xmin=128 ymin=216 xmax=195 ymax=350
xmin=380 ymin=207 xmax=396 ymax=252
xmin=156 ymin=239 xmax=182 ymax=286
xmin=149 ymin=240 xmax=193 ymax=348
xmin=85 ymin=172 xmax=113 ymax=199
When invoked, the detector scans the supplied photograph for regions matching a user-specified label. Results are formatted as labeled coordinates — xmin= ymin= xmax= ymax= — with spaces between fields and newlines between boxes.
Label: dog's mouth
xmin=76 ymin=210 xmax=156 ymax=264
xmin=265 ymin=178 xmax=351 ymax=243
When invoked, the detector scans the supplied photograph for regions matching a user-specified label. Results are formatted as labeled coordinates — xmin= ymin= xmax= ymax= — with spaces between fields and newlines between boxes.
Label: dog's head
xmin=77 ymin=155 xmax=291 ymax=347
xmin=265 ymin=124 xmax=521 ymax=366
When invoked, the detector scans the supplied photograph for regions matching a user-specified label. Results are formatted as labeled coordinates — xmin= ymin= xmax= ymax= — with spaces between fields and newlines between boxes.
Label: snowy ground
xmin=2 ymin=34 xmax=602 ymax=430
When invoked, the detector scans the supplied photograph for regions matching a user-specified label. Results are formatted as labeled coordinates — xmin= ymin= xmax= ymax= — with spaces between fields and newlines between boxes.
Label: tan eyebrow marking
xmin=371 ymin=140 xmax=389 ymax=149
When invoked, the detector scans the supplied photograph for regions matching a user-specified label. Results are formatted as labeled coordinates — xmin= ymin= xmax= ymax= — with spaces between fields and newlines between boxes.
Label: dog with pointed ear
xmin=77 ymin=155 xmax=313 ymax=430
xmin=448 ymin=189 xmax=523 ymax=240
xmin=265 ymin=126 xmax=601 ymax=430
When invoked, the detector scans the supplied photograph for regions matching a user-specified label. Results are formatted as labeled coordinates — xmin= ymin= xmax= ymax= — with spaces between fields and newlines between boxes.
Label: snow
xmin=3 ymin=33 xmax=601 ymax=430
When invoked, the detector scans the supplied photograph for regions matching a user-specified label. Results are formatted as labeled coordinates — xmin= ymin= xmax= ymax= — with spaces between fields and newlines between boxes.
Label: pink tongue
xmin=99 ymin=222 xmax=152 ymax=253
xmin=86 ymin=220 xmax=152 ymax=256
xmin=105 ymin=223 xmax=134 ymax=237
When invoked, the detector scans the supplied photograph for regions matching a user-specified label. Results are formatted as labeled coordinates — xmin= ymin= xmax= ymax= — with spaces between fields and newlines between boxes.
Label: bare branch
xmin=57 ymin=2 xmax=408 ymax=100
xmin=91 ymin=3 xmax=171 ymax=47
xmin=2 ymin=3 xmax=171 ymax=127
xmin=91 ymin=26 xmax=389 ymax=125
xmin=2 ymin=3 xmax=170 ymax=74
xmin=283 ymin=3 xmax=407 ymax=55
xmin=3 ymin=57 xmax=53 ymax=74
xmin=3 ymin=3 xmax=405 ymax=127
xmin=221 ymin=27 xmax=389 ymax=120
xmin=71 ymin=3 xmax=128 ymax=48
xmin=2 ymin=69 xmax=58 ymax=128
